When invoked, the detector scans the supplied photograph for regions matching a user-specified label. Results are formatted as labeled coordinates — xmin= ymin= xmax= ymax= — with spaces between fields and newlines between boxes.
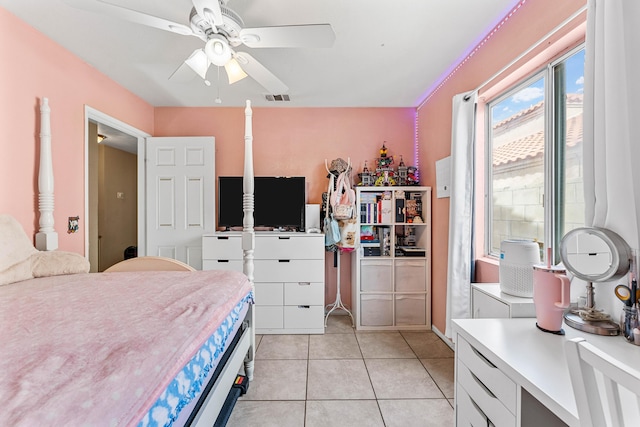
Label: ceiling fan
xmin=62 ymin=0 xmax=335 ymax=94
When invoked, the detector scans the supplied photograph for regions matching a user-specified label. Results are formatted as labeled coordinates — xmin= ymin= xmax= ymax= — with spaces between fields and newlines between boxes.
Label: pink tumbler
xmin=533 ymin=264 xmax=571 ymax=334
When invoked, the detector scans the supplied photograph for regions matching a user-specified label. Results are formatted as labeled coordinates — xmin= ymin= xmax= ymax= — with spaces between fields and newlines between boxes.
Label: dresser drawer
xmin=457 ymin=360 xmax=515 ymax=427
xmin=202 ymin=235 xmax=242 ymax=260
xmin=284 ymin=305 xmax=324 ymax=330
xmin=254 ymin=259 xmax=324 ymax=282
xmin=255 ymin=282 xmax=283 ymax=306
xmin=457 ymin=336 xmax=517 ymax=414
xmin=255 ymin=235 xmax=325 ymax=259
xmin=202 ymin=259 xmax=243 ymax=272
xmin=256 ymin=306 xmax=284 ymax=329
xmin=456 ymin=384 xmax=489 ymax=427
xmin=284 ymin=282 xmax=324 ymax=305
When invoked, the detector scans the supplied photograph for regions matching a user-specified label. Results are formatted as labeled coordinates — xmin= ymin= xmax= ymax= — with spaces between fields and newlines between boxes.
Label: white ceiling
xmin=2 ymin=0 xmax=521 ymax=108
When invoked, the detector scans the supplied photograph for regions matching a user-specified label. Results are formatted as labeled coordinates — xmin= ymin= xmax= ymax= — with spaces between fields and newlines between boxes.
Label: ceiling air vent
xmin=265 ymin=94 xmax=291 ymax=102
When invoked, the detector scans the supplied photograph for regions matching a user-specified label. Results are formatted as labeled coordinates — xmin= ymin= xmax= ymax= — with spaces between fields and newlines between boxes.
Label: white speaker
xmin=305 ymin=204 xmax=321 ymax=232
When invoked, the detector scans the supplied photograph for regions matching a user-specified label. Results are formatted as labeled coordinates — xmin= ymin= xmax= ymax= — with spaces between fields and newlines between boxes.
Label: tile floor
xmin=228 ymin=315 xmax=455 ymax=426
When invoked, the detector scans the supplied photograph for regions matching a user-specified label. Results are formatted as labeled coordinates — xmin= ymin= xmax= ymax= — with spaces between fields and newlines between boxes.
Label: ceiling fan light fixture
xmin=185 ymin=49 xmax=210 ymax=79
xmin=205 ymin=35 xmax=232 ymax=67
xmin=224 ymin=58 xmax=248 ymax=84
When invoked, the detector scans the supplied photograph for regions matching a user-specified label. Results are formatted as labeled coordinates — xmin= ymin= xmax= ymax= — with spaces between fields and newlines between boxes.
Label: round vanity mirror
xmin=560 ymin=227 xmax=632 ymax=336
xmin=560 ymin=227 xmax=632 ymax=282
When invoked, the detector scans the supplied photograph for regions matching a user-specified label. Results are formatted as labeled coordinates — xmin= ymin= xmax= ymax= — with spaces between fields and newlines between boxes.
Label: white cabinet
xmin=351 ymin=186 xmax=431 ymax=330
xmin=202 ymin=232 xmax=325 ymax=334
xmin=471 ymin=283 xmax=535 ymax=319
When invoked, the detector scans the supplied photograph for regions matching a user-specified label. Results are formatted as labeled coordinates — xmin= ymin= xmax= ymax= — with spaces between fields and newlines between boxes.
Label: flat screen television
xmin=218 ymin=176 xmax=306 ymax=231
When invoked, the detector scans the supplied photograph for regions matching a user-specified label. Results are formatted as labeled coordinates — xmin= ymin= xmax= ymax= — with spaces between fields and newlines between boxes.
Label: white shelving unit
xmin=351 ymin=186 xmax=432 ymax=330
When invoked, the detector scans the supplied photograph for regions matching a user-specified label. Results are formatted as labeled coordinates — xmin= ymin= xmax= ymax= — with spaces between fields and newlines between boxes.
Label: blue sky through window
xmin=491 ymin=49 xmax=585 ymax=125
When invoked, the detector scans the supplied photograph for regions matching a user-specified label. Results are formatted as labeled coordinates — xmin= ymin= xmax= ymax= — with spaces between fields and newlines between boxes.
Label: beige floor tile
xmin=307 ymin=359 xmax=375 ymax=400
xmin=306 ymin=400 xmax=385 ymax=427
xmin=421 ymin=358 xmax=455 ymax=398
xmin=240 ymin=359 xmax=307 ymax=400
xmin=227 ymin=400 xmax=305 ymax=427
xmin=365 ymin=358 xmax=444 ymax=399
xmin=255 ymin=334 xmax=309 ymax=359
xmin=324 ymin=313 xmax=356 ymax=333
xmin=378 ymin=399 xmax=454 ymax=427
xmin=356 ymin=331 xmax=416 ymax=358
xmin=309 ymin=333 xmax=362 ymax=359
xmin=401 ymin=331 xmax=455 ymax=358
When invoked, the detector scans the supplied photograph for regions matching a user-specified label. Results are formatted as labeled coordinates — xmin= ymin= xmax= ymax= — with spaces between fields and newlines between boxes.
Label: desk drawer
xmin=458 ymin=359 xmax=515 ymax=427
xmin=458 ymin=336 xmax=516 ymax=415
xmin=202 ymin=235 xmax=242 ymax=260
xmin=456 ymin=384 xmax=489 ymax=427
xmin=254 ymin=259 xmax=323 ymax=282
xmin=284 ymin=282 xmax=324 ymax=305
xmin=255 ymin=235 xmax=325 ymax=259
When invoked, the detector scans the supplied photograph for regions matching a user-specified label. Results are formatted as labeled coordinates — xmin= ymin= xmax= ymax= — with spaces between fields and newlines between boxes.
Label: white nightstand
xmin=471 ymin=283 xmax=535 ymax=319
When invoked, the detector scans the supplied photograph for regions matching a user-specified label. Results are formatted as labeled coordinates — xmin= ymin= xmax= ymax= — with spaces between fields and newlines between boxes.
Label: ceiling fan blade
xmin=192 ymin=0 xmax=224 ymax=28
xmin=235 ymin=52 xmax=288 ymax=94
xmin=62 ymin=0 xmax=194 ymax=36
xmin=239 ymin=24 xmax=335 ymax=48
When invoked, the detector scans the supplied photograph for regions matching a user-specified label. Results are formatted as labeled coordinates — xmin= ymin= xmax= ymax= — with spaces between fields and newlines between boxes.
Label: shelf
xmin=352 ymin=186 xmax=432 ymax=331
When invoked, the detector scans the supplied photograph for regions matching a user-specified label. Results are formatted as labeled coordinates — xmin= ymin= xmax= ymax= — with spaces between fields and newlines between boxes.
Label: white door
xmin=146 ymin=136 xmax=215 ymax=269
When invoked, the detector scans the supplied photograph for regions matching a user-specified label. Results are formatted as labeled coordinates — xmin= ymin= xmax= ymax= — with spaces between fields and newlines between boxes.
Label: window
xmin=486 ymin=47 xmax=585 ymax=261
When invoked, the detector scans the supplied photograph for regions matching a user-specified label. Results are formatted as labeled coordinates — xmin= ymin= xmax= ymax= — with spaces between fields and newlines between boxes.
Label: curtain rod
xmin=463 ymin=4 xmax=587 ymax=101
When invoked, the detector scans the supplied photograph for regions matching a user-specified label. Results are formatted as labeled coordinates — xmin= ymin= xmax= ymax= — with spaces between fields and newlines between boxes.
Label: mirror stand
xmin=564 ymin=281 xmax=620 ymax=335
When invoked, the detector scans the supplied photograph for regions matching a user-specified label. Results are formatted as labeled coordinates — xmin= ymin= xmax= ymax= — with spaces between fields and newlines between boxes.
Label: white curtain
xmin=583 ymin=0 xmax=640 ymax=250
xmin=445 ymin=91 xmax=477 ymax=339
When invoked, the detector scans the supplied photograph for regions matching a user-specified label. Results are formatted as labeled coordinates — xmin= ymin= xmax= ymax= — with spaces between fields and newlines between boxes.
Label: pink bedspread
xmin=0 ymin=269 xmax=252 ymax=426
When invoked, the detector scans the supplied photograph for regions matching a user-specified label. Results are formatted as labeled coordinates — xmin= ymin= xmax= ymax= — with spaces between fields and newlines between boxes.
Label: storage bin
xmin=360 ymin=294 xmax=393 ymax=326
xmin=360 ymin=260 xmax=393 ymax=292
xmin=395 ymin=259 xmax=427 ymax=292
xmin=395 ymin=294 xmax=426 ymax=325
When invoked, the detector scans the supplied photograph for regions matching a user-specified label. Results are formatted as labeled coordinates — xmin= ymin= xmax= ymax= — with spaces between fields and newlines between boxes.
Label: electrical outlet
xmin=117 ymin=192 xmax=125 ymax=199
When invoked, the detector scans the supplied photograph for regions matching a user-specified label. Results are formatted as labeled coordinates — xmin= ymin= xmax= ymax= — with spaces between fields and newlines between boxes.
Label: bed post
xmin=35 ymin=97 xmax=58 ymax=251
xmin=242 ymin=100 xmax=256 ymax=381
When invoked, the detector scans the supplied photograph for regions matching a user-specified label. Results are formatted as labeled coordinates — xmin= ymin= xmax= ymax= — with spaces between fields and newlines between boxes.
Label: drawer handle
xmin=278 ymin=259 xmax=291 ymax=263
xmin=471 ymin=346 xmax=497 ymax=369
xmin=278 ymin=236 xmax=291 ymax=240
xmin=470 ymin=371 xmax=497 ymax=399
xmin=298 ymin=282 xmax=311 ymax=286
xmin=217 ymin=236 xmax=229 ymax=240
xmin=297 ymin=305 xmax=310 ymax=309
xmin=218 ymin=260 xmax=230 ymax=263
xmin=468 ymin=393 xmax=487 ymax=419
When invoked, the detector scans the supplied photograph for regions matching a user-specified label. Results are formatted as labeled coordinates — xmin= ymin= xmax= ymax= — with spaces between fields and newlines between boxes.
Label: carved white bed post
xmin=35 ymin=97 xmax=58 ymax=251
xmin=242 ymin=100 xmax=256 ymax=381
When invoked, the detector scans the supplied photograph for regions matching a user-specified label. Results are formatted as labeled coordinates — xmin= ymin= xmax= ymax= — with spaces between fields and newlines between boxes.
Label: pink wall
xmin=155 ymin=106 xmax=416 ymax=306
xmin=0 ymin=7 xmax=154 ymax=254
xmin=416 ymin=0 xmax=586 ymax=334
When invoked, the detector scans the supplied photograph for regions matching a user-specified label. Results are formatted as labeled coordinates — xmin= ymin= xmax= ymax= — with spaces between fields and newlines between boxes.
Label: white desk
xmin=453 ymin=318 xmax=640 ymax=426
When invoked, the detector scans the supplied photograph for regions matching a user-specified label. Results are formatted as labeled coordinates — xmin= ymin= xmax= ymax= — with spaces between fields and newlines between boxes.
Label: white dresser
xmin=202 ymin=232 xmax=325 ymax=334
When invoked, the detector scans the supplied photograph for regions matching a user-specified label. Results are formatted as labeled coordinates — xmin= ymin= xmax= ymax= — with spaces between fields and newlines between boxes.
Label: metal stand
xmin=324 ymin=250 xmax=354 ymax=327
xmin=564 ymin=281 xmax=620 ymax=336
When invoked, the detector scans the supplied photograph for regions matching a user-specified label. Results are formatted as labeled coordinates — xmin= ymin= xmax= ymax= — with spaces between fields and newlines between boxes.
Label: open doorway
xmin=84 ymin=107 xmax=150 ymax=272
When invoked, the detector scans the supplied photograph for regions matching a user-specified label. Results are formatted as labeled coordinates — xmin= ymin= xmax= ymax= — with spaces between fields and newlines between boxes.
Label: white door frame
xmin=83 ymin=106 xmax=151 ymax=259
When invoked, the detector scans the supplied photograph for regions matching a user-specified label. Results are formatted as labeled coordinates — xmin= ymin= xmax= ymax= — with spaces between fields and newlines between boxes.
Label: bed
xmin=0 ymin=100 xmax=257 ymax=426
